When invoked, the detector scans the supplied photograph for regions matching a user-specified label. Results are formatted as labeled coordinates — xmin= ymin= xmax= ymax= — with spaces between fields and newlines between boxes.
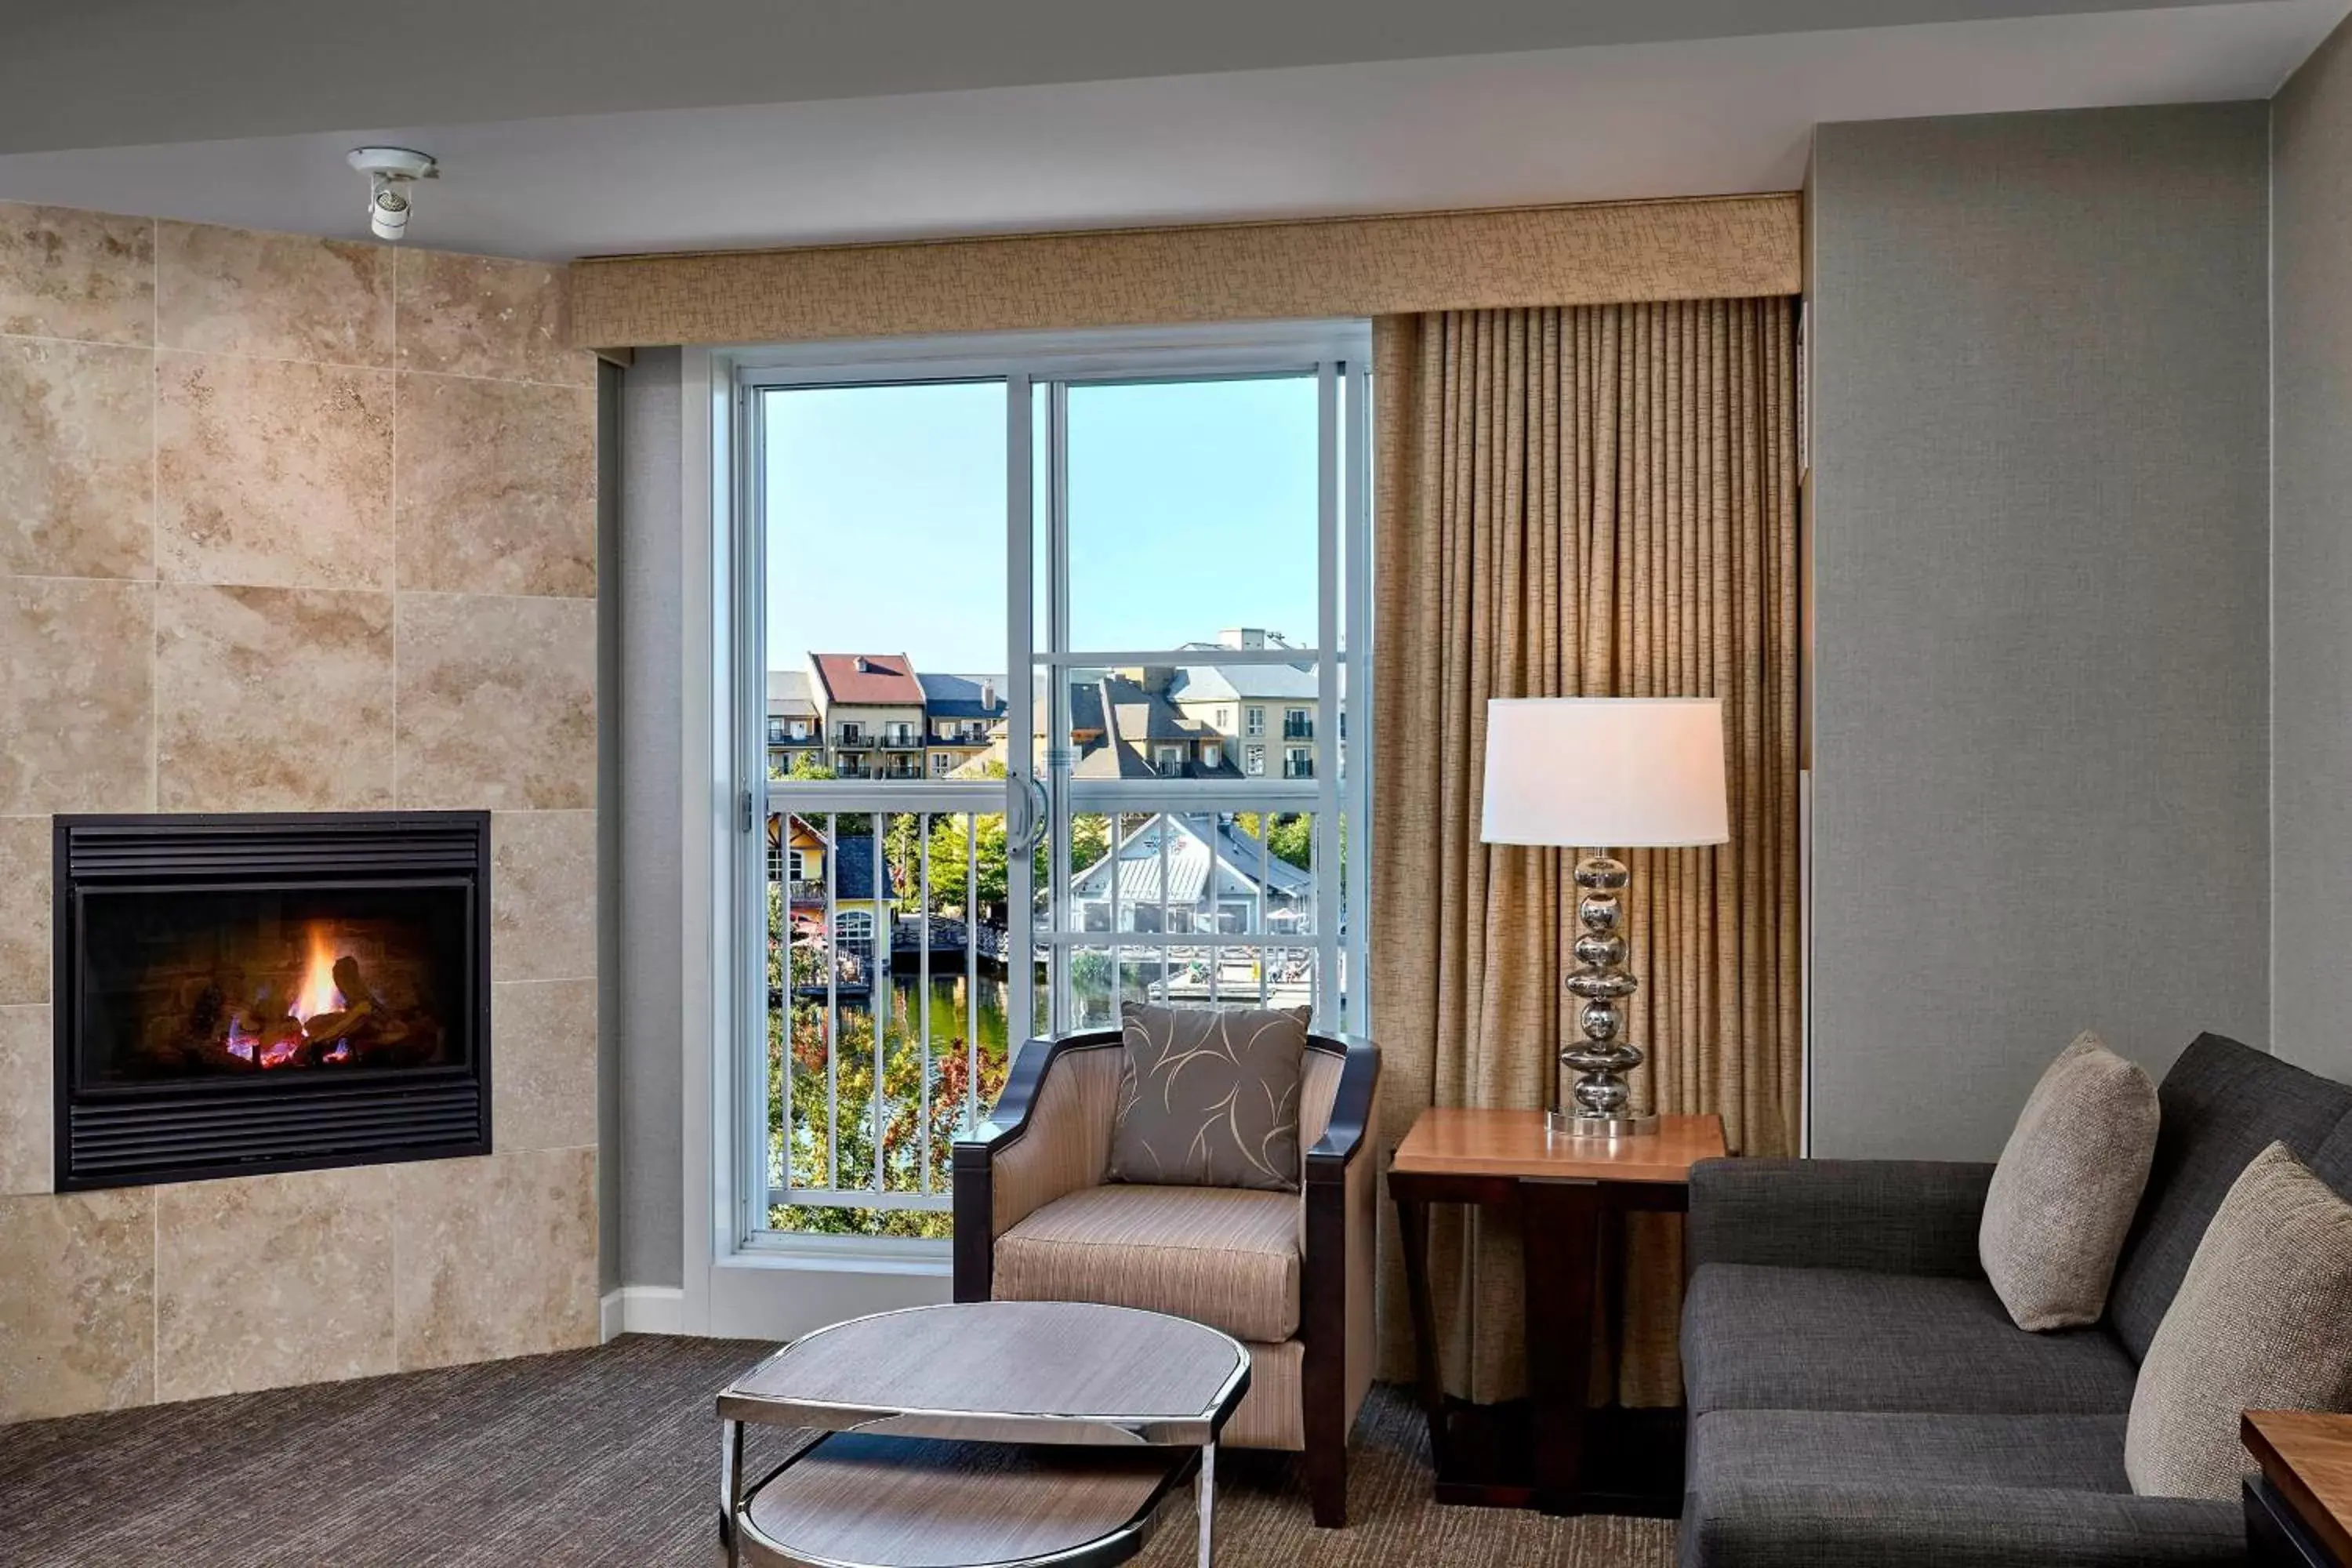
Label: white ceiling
xmin=0 ymin=0 xmax=2339 ymax=261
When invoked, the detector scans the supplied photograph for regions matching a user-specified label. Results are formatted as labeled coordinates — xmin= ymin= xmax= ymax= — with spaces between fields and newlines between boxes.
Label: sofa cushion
xmin=2107 ymin=1033 xmax=2352 ymax=1362
xmin=993 ymin=1183 xmax=1299 ymax=1342
xmin=1980 ymin=1033 xmax=2159 ymax=1331
xmin=1683 ymin=1410 xmax=2241 ymax=1568
xmin=1108 ymin=1003 xmax=1308 ymax=1192
xmin=2126 ymin=1142 xmax=2352 ymax=1500
xmin=1684 ymin=1264 xmax=2137 ymax=1417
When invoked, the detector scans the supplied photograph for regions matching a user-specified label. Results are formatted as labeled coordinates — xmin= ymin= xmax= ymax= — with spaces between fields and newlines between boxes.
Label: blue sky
xmin=763 ymin=376 xmax=1320 ymax=672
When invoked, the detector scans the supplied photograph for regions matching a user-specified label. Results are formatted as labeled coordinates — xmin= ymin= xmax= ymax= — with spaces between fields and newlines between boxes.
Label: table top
xmin=2245 ymin=1410 xmax=2352 ymax=1564
xmin=740 ymin=1433 xmax=1184 ymax=1568
xmin=719 ymin=1300 xmax=1250 ymax=1446
xmin=1390 ymin=1108 xmax=1727 ymax=1184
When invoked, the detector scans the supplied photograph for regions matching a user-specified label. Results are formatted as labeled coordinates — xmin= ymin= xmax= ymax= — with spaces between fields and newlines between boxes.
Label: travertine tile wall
xmin=0 ymin=201 xmax=600 ymax=1421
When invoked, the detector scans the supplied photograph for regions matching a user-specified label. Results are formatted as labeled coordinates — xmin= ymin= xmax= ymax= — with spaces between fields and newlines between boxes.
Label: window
xmin=833 ymin=909 xmax=874 ymax=981
xmin=1285 ymin=747 xmax=1313 ymax=780
xmin=1284 ymin=707 xmax=1312 ymax=740
xmin=768 ymin=717 xmax=786 ymax=743
xmin=787 ymin=848 xmax=808 ymax=882
xmin=740 ymin=321 xmax=1370 ymax=1248
xmin=791 ymin=719 xmax=810 ymax=739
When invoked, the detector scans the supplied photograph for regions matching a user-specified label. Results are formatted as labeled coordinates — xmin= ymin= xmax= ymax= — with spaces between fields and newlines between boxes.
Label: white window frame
xmin=681 ymin=321 xmax=1374 ymax=1340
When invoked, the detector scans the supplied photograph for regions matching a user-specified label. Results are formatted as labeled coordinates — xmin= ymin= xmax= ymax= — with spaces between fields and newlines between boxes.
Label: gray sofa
xmin=1680 ymin=1033 xmax=2352 ymax=1567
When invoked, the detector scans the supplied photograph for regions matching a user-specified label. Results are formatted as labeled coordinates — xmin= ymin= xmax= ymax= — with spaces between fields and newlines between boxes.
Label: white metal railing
xmin=761 ymin=798 xmax=1338 ymax=1238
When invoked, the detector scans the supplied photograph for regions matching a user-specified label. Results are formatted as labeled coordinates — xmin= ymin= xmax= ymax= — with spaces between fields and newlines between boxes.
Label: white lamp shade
xmin=1481 ymin=698 xmax=1730 ymax=848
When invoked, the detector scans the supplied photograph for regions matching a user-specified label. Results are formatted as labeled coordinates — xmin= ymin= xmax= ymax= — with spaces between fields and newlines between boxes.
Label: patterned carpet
xmin=0 ymin=1334 xmax=1677 ymax=1567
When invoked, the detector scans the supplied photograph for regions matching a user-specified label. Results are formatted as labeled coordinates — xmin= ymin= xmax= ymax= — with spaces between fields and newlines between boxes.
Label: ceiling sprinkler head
xmin=347 ymin=147 xmax=437 ymax=242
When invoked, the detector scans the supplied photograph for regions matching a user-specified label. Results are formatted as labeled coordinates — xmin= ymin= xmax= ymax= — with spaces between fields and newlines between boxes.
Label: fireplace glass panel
xmin=76 ymin=882 xmax=472 ymax=1087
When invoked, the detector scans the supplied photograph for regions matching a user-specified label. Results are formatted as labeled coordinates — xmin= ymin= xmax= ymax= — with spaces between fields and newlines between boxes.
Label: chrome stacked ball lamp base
xmin=1550 ymin=853 xmax=1659 ymax=1142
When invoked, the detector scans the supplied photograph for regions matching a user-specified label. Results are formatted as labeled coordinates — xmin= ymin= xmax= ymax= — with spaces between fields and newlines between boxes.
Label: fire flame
xmin=289 ymin=923 xmax=344 ymax=1022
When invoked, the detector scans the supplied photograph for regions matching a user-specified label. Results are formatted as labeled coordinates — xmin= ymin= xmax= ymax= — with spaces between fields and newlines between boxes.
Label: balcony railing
xmin=1283 ymin=760 xmax=1315 ymax=779
xmin=1283 ymin=718 xmax=1314 ymax=740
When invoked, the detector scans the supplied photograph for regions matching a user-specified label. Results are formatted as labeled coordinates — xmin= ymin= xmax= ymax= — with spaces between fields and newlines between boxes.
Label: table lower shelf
xmin=1426 ymin=1399 xmax=1685 ymax=1519
xmin=729 ymin=1433 xmax=1202 ymax=1568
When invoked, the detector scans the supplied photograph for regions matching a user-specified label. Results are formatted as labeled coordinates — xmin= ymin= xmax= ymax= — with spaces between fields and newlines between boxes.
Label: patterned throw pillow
xmin=1978 ymin=1032 xmax=2160 ymax=1330
xmin=1107 ymin=1003 xmax=1309 ymax=1192
xmin=2126 ymin=1142 xmax=2352 ymax=1499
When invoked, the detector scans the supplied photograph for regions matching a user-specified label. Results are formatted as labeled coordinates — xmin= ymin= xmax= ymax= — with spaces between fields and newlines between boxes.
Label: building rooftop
xmin=767 ymin=669 xmax=817 ymax=716
xmin=918 ymin=672 xmax=1008 ymax=721
xmin=1167 ymin=662 xmax=1320 ymax=703
xmin=811 ymin=652 xmax=926 ymax=707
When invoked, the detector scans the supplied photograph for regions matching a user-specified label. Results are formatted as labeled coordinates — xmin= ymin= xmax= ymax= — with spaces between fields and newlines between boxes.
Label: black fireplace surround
xmin=53 ymin=812 xmax=492 ymax=1190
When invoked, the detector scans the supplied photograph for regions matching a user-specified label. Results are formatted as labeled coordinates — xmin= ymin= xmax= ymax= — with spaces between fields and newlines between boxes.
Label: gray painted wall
xmin=1808 ymin=104 xmax=2272 ymax=1158
xmin=2274 ymin=23 xmax=2352 ymax=1086
xmin=615 ymin=348 xmax=687 ymax=1288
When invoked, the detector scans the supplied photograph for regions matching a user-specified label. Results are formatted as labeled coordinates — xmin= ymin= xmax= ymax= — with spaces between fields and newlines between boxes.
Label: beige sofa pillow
xmin=2126 ymin=1142 xmax=2352 ymax=1499
xmin=1979 ymin=1032 xmax=2159 ymax=1330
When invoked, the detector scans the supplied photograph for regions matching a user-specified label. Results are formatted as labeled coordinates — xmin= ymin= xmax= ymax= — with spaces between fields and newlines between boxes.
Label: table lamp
xmin=1481 ymin=698 xmax=1730 ymax=1139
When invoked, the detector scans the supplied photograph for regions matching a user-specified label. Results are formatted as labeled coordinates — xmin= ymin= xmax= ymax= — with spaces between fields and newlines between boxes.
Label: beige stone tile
xmin=395 ymin=372 xmax=596 ymax=598
xmin=0 ymin=816 xmax=50 ymax=1006
xmin=492 ymin=811 xmax=597 ymax=982
xmin=0 ymin=577 xmax=154 ymax=815
xmin=0 ymin=337 xmax=154 ymax=579
xmin=0 ymin=1004 xmax=50 ymax=1195
xmin=393 ymin=1145 xmax=597 ymax=1370
xmin=155 ymin=221 xmax=394 ymax=368
xmin=492 ymin=978 xmax=597 ymax=1152
xmin=396 ymin=249 xmax=591 ymax=387
xmin=395 ymin=593 xmax=594 ymax=811
xmin=155 ymin=584 xmax=395 ymax=812
xmin=0 ymin=202 xmax=152 ymax=346
xmin=155 ymin=350 xmax=394 ymax=590
xmin=154 ymin=1167 xmax=396 ymax=1402
xmin=0 ymin=1186 xmax=154 ymax=1421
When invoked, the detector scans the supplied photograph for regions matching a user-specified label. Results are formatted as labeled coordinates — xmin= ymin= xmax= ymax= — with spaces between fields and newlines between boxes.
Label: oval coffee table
xmin=717 ymin=1301 xmax=1251 ymax=1568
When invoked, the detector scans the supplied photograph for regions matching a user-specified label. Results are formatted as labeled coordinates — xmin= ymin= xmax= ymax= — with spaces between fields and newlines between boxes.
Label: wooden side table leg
xmin=1522 ymin=1179 xmax=1601 ymax=1516
xmin=1393 ymin=1188 xmax=1451 ymax=1478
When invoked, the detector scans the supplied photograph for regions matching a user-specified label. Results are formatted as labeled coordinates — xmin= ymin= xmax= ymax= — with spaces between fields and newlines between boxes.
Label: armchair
xmin=952 ymin=1026 xmax=1381 ymax=1527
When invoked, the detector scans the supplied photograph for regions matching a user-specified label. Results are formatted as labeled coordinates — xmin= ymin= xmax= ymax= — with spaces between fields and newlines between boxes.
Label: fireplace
xmin=53 ymin=813 xmax=492 ymax=1190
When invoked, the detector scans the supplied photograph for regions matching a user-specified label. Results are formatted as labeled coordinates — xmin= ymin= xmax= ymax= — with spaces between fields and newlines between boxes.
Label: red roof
xmin=811 ymin=653 xmax=926 ymax=706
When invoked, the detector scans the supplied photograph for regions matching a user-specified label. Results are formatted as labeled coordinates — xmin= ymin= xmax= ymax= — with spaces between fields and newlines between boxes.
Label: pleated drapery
xmin=1370 ymin=302 xmax=1802 ymax=1404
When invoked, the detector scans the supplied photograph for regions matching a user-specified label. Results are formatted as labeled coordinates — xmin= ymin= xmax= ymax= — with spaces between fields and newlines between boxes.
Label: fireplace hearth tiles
xmin=0 ymin=815 xmax=50 ymax=1005
xmin=394 ymin=1145 xmax=597 ymax=1370
xmin=0 ymin=1186 xmax=153 ymax=1421
xmin=0 ymin=335 xmax=153 ymax=580
xmin=0 ymin=577 xmax=156 ymax=816
xmin=155 ymin=1166 xmax=396 ymax=1402
xmin=0 ymin=1004 xmax=49 ymax=1194
xmin=155 ymin=584 xmax=397 ymax=814
xmin=0 ymin=201 xmax=598 ymax=1422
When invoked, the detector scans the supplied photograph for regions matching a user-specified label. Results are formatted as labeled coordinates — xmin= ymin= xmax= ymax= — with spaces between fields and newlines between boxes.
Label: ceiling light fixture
xmin=347 ymin=147 xmax=437 ymax=242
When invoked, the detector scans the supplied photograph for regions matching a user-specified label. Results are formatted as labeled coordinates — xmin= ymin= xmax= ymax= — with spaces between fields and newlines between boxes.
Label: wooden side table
xmin=1388 ymin=1107 xmax=1726 ymax=1518
xmin=2245 ymin=1410 xmax=2352 ymax=1567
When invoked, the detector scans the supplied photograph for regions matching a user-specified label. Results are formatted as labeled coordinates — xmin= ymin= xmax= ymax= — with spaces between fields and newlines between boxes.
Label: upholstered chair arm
xmin=1686 ymin=1157 xmax=1997 ymax=1279
xmin=952 ymin=1030 xmax=1123 ymax=1301
xmin=1301 ymin=1033 xmax=1381 ymax=1504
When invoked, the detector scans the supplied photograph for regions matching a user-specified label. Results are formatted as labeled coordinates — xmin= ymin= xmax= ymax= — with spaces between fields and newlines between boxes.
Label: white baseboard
xmin=599 ymin=1285 xmax=687 ymax=1341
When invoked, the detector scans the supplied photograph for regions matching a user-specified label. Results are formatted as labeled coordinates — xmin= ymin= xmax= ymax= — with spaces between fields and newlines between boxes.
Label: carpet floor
xmin=0 ymin=1334 xmax=1677 ymax=1567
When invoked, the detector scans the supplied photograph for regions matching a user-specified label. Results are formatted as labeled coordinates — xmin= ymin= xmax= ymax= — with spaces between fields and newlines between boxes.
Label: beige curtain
xmin=1370 ymin=301 xmax=1802 ymax=1405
